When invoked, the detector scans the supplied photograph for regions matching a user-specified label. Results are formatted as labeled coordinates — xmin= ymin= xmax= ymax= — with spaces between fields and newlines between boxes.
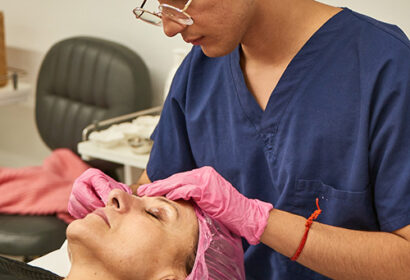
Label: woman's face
xmin=66 ymin=189 xmax=198 ymax=280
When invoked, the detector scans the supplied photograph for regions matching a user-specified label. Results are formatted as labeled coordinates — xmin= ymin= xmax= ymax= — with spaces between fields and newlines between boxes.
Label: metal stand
xmin=0 ymin=67 xmax=26 ymax=89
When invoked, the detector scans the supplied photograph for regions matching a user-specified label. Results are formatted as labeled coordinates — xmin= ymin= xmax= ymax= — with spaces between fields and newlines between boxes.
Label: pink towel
xmin=0 ymin=149 xmax=90 ymax=223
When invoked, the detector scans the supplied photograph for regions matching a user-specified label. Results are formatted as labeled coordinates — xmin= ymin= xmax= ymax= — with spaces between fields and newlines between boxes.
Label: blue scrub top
xmin=147 ymin=8 xmax=410 ymax=280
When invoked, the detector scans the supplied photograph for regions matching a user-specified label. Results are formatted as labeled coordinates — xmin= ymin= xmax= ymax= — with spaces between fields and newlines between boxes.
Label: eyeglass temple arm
xmin=182 ymin=0 xmax=194 ymax=12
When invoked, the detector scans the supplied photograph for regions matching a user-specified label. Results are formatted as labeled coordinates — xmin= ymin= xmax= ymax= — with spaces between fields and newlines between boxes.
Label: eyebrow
xmin=155 ymin=197 xmax=180 ymax=219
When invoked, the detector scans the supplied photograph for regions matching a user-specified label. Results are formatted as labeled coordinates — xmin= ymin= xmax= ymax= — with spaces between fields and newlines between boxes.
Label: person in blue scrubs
xmin=130 ymin=0 xmax=410 ymax=279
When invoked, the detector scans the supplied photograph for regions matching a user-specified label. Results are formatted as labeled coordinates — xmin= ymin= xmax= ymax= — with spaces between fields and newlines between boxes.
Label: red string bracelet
xmin=290 ymin=198 xmax=322 ymax=261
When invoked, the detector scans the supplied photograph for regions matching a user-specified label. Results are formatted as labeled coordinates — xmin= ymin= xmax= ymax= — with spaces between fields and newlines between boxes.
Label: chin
xmin=200 ymin=43 xmax=237 ymax=58
xmin=66 ymin=218 xmax=94 ymax=243
xmin=66 ymin=219 xmax=81 ymax=241
xmin=66 ymin=220 xmax=103 ymax=261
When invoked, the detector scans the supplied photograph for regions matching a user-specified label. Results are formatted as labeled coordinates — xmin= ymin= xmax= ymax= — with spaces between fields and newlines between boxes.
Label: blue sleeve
xmin=146 ymin=49 xmax=197 ymax=181
xmin=369 ymin=43 xmax=410 ymax=232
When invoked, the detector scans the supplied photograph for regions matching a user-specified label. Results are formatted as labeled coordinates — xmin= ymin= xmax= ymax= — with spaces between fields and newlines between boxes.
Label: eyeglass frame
xmin=133 ymin=0 xmax=194 ymax=26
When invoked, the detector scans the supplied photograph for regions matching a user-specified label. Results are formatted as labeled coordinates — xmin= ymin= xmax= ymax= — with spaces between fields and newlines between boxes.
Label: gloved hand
xmin=138 ymin=166 xmax=273 ymax=245
xmin=68 ymin=168 xmax=131 ymax=219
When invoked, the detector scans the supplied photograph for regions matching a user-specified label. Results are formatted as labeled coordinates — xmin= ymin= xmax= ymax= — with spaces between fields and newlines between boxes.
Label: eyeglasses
xmin=133 ymin=0 xmax=194 ymax=26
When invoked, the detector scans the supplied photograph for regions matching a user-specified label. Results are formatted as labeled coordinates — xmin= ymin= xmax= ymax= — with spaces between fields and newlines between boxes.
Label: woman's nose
xmin=107 ymin=189 xmax=132 ymax=213
xmin=162 ymin=17 xmax=187 ymax=37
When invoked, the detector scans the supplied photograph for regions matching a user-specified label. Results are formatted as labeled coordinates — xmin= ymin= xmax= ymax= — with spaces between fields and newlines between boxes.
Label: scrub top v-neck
xmin=147 ymin=7 xmax=410 ymax=280
xmin=231 ymin=13 xmax=331 ymax=132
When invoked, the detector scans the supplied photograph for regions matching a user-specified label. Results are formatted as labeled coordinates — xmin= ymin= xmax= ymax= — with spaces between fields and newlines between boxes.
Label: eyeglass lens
xmin=143 ymin=0 xmax=187 ymax=10
xmin=136 ymin=0 xmax=192 ymax=25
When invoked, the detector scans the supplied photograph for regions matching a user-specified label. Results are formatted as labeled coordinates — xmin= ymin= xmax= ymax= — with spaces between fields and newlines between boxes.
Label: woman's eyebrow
xmin=155 ymin=197 xmax=180 ymax=219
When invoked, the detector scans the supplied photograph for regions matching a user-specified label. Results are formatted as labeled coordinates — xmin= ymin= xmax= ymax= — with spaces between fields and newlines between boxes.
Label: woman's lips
xmin=92 ymin=208 xmax=110 ymax=227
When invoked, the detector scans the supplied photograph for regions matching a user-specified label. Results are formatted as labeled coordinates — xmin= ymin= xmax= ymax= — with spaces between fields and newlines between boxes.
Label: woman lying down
xmin=0 ymin=188 xmax=245 ymax=279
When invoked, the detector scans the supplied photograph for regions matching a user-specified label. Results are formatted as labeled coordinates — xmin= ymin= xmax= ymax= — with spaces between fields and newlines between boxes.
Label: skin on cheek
xmin=193 ymin=2 xmax=252 ymax=57
xmin=106 ymin=220 xmax=174 ymax=276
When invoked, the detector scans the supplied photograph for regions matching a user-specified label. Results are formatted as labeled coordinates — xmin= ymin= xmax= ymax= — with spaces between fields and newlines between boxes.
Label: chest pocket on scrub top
xmin=289 ymin=179 xmax=379 ymax=231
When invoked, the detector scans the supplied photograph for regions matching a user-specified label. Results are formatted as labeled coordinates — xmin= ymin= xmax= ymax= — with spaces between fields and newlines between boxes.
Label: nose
xmin=162 ymin=17 xmax=187 ymax=37
xmin=107 ymin=189 xmax=134 ymax=213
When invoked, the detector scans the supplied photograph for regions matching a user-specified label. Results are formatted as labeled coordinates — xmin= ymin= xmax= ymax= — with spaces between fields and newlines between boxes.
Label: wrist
xmin=244 ymin=199 xmax=274 ymax=245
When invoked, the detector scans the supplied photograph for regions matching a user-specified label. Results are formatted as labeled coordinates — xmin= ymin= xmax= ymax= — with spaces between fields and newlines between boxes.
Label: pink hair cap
xmin=186 ymin=205 xmax=245 ymax=280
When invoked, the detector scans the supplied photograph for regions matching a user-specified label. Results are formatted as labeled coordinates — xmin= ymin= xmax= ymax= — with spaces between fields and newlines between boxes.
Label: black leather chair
xmin=0 ymin=36 xmax=152 ymax=260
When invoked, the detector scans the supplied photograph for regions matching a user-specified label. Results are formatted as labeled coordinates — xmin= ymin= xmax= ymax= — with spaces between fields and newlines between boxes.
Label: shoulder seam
xmin=348 ymin=11 xmax=410 ymax=51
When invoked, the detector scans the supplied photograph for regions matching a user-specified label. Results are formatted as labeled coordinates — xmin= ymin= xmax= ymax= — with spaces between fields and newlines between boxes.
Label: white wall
xmin=0 ymin=0 xmax=191 ymax=106
xmin=0 ymin=0 xmax=408 ymax=167
xmin=321 ymin=0 xmax=409 ymax=34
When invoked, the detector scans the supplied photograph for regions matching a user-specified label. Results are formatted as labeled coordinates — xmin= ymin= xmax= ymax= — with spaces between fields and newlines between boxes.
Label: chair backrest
xmin=35 ymin=36 xmax=152 ymax=152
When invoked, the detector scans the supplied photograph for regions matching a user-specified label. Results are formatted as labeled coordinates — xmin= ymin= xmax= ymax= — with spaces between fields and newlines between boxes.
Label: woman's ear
xmin=159 ymin=276 xmax=178 ymax=280
xmin=156 ymin=263 xmax=185 ymax=279
xmin=159 ymin=272 xmax=187 ymax=280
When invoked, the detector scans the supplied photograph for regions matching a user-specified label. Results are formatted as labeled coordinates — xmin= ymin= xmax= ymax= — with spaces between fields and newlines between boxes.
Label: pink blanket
xmin=0 ymin=149 xmax=89 ymax=223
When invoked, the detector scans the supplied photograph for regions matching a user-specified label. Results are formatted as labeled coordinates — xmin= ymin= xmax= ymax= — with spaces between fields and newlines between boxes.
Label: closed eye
xmin=146 ymin=210 xmax=159 ymax=219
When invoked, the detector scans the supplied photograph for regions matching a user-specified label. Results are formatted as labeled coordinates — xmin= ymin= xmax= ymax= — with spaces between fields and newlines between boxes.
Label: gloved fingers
xmin=76 ymin=187 xmax=105 ymax=213
xmin=68 ymin=196 xmax=92 ymax=219
xmin=166 ymin=184 xmax=237 ymax=221
xmin=97 ymin=182 xmax=132 ymax=204
xmin=69 ymin=168 xmax=123 ymax=219
xmin=73 ymin=177 xmax=106 ymax=209
xmin=137 ymin=180 xmax=185 ymax=197
xmin=119 ymin=183 xmax=133 ymax=195
xmin=105 ymin=173 xmax=126 ymax=187
xmin=90 ymin=176 xmax=112 ymax=202
xmin=89 ymin=172 xmax=132 ymax=201
xmin=86 ymin=195 xmax=105 ymax=210
xmin=72 ymin=168 xmax=108 ymax=200
xmin=137 ymin=183 xmax=171 ymax=197
xmin=76 ymin=168 xmax=102 ymax=181
xmin=138 ymin=167 xmax=217 ymax=196
xmin=72 ymin=179 xmax=100 ymax=202
xmin=164 ymin=184 xmax=203 ymax=201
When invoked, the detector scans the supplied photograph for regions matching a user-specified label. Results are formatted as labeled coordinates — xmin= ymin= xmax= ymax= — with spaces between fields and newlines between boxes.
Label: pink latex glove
xmin=68 ymin=168 xmax=131 ymax=219
xmin=138 ymin=166 xmax=273 ymax=245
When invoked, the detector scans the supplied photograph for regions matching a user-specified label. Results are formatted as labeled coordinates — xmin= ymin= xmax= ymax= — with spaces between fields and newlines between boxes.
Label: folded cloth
xmin=0 ymin=149 xmax=89 ymax=223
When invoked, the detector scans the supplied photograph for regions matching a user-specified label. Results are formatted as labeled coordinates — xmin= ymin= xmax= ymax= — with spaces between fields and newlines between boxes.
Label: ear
xmin=159 ymin=276 xmax=178 ymax=280
xmin=157 ymin=266 xmax=184 ymax=280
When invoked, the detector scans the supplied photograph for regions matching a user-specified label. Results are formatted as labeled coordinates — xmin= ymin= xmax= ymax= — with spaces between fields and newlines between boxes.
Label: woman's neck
xmin=64 ymin=264 xmax=119 ymax=280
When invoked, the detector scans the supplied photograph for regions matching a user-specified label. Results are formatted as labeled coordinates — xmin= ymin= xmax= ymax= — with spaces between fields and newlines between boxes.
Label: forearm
xmin=260 ymin=209 xmax=410 ymax=280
